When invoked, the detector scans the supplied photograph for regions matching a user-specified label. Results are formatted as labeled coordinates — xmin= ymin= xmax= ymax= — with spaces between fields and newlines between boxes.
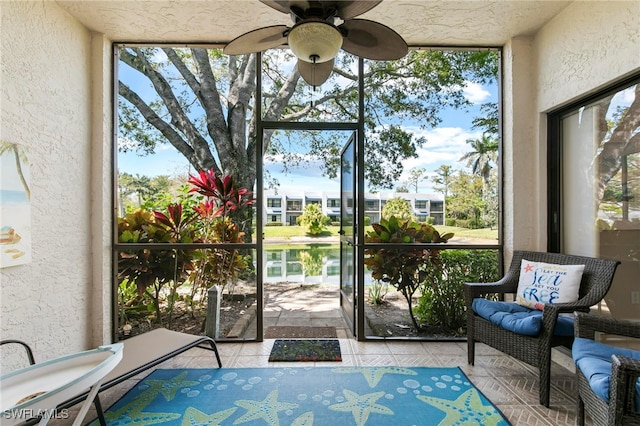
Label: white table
xmin=1 ymin=343 xmax=123 ymax=426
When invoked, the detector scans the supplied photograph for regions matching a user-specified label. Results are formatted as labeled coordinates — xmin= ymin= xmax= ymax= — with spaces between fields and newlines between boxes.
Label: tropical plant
xmin=117 ymin=172 xmax=255 ymax=330
xmin=188 ymin=170 xmax=255 ymax=239
xmin=117 ymin=205 xmax=199 ymax=324
xmin=458 ymin=133 xmax=499 ymax=227
xmin=187 ymin=171 xmax=255 ymax=298
xmin=459 ymin=133 xmax=498 ymax=183
xmin=364 ymin=215 xmax=453 ymax=330
xmin=297 ymin=203 xmax=331 ymax=235
xmin=414 ymin=249 xmax=500 ymax=334
xmin=381 ymin=197 xmax=414 ymax=222
xmin=368 ymin=280 xmax=389 ymax=306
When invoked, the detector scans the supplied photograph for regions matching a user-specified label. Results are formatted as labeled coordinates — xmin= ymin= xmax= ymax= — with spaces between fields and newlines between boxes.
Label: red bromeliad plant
xmin=188 ymin=171 xmax=255 ymax=292
xmin=188 ymin=170 xmax=255 ymax=225
xmin=153 ymin=203 xmax=197 ymax=243
xmin=116 ymin=172 xmax=256 ymax=331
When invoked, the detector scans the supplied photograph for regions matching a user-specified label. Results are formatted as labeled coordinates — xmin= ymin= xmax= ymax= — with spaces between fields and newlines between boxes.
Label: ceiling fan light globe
xmin=288 ymin=21 xmax=343 ymax=63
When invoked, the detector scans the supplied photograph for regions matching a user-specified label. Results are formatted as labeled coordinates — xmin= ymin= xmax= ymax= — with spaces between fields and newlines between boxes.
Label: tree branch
xmin=120 ymin=48 xmax=217 ymax=171
xmin=119 ymin=82 xmax=219 ymax=173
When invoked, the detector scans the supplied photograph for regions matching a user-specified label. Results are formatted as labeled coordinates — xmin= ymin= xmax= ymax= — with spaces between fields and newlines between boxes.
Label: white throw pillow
xmin=516 ymin=260 xmax=585 ymax=310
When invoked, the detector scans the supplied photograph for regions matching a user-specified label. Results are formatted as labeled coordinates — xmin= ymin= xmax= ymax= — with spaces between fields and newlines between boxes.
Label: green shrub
xmin=364 ymin=215 xmax=454 ymax=331
xmin=468 ymin=219 xmax=482 ymax=229
xmin=455 ymin=219 xmax=470 ymax=228
xmin=297 ymin=204 xmax=331 ymax=235
xmin=445 ymin=218 xmax=456 ymax=226
xmin=381 ymin=197 xmax=415 ymax=222
xmin=414 ymin=249 xmax=500 ymax=334
xmin=265 ymin=222 xmax=283 ymax=226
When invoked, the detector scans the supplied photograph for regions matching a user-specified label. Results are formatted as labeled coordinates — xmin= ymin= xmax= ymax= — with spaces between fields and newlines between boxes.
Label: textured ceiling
xmin=56 ymin=0 xmax=573 ymax=46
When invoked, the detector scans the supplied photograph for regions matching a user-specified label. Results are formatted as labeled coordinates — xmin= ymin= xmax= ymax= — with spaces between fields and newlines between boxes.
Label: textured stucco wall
xmin=89 ymin=34 xmax=114 ymax=348
xmin=501 ymin=0 xmax=639 ymax=263
xmin=535 ymin=1 xmax=640 ymax=111
xmin=0 ymin=1 xmax=94 ymax=370
xmin=501 ymin=37 xmax=543 ymax=262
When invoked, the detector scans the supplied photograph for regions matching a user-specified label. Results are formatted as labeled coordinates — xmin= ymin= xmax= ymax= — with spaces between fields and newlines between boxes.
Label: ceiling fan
xmin=223 ymin=1 xmax=408 ymax=86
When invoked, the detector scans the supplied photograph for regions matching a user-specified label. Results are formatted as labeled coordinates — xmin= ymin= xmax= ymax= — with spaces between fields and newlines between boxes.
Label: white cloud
xmin=406 ymin=126 xmax=481 ymax=154
xmin=463 ymin=81 xmax=491 ymax=104
xmin=396 ymin=126 xmax=482 ymax=192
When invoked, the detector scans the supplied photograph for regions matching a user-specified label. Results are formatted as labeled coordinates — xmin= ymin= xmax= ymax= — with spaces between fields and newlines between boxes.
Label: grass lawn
xmin=263 ymin=225 xmax=498 ymax=241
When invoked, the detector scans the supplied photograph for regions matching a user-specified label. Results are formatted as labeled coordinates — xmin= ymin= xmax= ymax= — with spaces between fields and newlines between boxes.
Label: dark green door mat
xmin=269 ymin=339 xmax=342 ymax=362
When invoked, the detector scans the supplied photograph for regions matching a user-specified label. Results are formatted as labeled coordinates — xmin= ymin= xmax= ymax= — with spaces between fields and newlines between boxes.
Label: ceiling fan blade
xmin=298 ymin=58 xmax=334 ymax=86
xmin=340 ymin=19 xmax=408 ymax=61
xmin=224 ymin=25 xmax=288 ymax=55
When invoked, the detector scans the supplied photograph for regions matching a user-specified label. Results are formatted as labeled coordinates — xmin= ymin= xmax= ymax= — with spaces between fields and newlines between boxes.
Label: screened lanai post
xmin=356 ymin=57 xmax=366 ymax=340
xmin=339 ymin=133 xmax=357 ymax=335
xmin=256 ymin=51 xmax=264 ymax=342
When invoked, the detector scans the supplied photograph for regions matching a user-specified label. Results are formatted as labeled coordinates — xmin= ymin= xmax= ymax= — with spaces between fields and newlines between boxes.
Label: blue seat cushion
xmin=471 ymin=299 xmax=574 ymax=336
xmin=572 ymin=337 xmax=640 ymax=412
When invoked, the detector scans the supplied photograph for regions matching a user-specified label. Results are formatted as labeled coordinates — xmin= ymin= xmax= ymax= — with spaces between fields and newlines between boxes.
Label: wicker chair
xmin=464 ymin=250 xmax=619 ymax=407
xmin=573 ymin=312 xmax=640 ymax=426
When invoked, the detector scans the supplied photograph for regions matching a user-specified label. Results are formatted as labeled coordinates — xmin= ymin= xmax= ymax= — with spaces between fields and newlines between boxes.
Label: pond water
xmin=263 ymin=244 xmax=342 ymax=285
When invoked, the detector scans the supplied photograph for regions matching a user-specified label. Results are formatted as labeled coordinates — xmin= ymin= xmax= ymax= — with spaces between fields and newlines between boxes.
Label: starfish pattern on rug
xmin=95 ymin=388 xmax=180 ymax=426
xmin=233 ymin=389 xmax=299 ymax=425
xmin=92 ymin=371 xmax=201 ymax=425
xmin=332 ymin=366 xmax=418 ymax=387
xmin=145 ymin=371 xmax=200 ymax=401
xmin=97 ymin=367 xmax=509 ymax=426
xmin=329 ymin=389 xmax=393 ymax=425
xmin=417 ymin=388 xmax=506 ymax=425
xmin=181 ymin=406 xmax=237 ymax=426
xmin=290 ymin=411 xmax=314 ymax=425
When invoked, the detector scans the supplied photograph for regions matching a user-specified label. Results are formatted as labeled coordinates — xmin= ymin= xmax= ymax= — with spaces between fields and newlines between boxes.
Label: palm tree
xmin=0 ymin=141 xmax=30 ymax=200
xmin=459 ymin=133 xmax=498 ymax=184
xmin=459 ymin=133 xmax=498 ymax=227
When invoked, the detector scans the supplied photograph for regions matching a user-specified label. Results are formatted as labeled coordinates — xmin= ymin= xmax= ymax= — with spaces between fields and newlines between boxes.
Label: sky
xmin=117 ymin=53 xmax=496 ymax=195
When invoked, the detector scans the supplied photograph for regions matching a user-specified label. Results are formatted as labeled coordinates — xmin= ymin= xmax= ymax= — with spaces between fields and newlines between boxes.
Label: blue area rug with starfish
xmin=93 ymin=367 xmax=510 ymax=425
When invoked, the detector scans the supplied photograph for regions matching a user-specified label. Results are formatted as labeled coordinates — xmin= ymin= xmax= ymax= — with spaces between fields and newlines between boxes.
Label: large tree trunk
xmin=119 ymin=48 xmax=304 ymax=193
xmin=119 ymin=48 xmax=306 ymax=242
xmin=593 ymin=85 xmax=640 ymax=203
